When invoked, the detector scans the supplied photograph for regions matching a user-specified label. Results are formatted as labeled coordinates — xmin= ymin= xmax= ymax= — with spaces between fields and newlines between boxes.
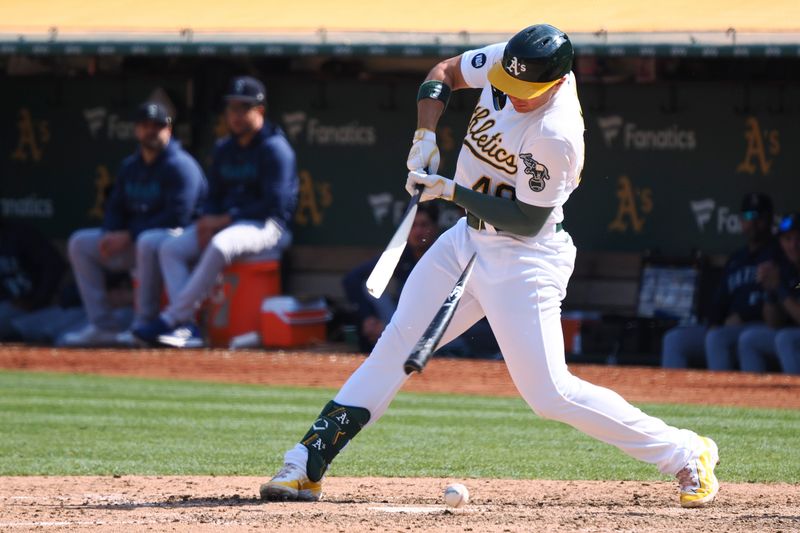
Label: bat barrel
xmin=403 ymin=360 xmax=423 ymax=374
xmin=402 ymin=252 xmax=478 ymax=375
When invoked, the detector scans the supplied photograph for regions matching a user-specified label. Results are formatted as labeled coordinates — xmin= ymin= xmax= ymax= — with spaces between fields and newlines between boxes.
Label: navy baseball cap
xmin=778 ymin=213 xmax=800 ymax=235
xmin=135 ymin=102 xmax=172 ymax=126
xmin=224 ymin=76 xmax=266 ymax=105
xmin=740 ymin=192 xmax=773 ymax=220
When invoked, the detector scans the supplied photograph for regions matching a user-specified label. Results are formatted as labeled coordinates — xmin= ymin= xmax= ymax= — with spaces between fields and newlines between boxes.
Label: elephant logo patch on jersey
xmin=520 ymin=153 xmax=550 ymax=192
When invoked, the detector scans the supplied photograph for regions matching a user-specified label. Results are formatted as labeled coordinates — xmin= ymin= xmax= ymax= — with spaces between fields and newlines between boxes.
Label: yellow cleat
xmin=677 ymin=436 xmax=720 ymax=508
xmin=260 ymin=463 xmax=322 ymax=502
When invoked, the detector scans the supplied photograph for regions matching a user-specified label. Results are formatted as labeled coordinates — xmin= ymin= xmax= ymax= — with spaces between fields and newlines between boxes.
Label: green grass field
xmin=1 ymin=370 xmax=798 ymax=482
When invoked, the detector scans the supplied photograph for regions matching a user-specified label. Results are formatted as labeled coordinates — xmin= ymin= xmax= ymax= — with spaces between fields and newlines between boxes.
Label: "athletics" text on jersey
xmin=463 ymin=106 xmax=517 ymax=175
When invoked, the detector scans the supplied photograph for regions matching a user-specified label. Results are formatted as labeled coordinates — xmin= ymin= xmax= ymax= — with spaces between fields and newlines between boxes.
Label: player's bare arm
xmin=407 ymin=56 xmax=469 ymax=174
xmin=416 ymin=55 xmax=469 ymax=131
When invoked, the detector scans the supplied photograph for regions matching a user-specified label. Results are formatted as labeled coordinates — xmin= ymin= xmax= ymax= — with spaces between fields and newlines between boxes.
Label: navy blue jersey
xmin=103 ymin=139 xmax=207 ymax=239
xmin=777 ymin=258 xmax=800 ymax=305
xmin=204 ymin=121 xmax=298 ymax=228
xmin=709 ymin=241 xmax=778 ymax=325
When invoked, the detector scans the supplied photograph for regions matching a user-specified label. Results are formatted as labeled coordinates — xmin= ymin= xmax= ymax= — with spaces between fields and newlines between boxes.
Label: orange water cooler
xmin=206 ymin=260 xmax=281 ymax=347
xmin=260 ymin=296 xmax=331 ymax=347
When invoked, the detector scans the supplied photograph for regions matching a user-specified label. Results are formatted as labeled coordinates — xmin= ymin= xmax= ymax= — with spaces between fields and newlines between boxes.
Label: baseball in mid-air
xmin=443 ymin=483 xmax=469 ymax=508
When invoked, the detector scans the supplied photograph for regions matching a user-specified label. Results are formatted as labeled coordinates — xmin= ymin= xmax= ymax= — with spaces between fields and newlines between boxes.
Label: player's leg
xmin=131 ymin=228 xmax=174 ymax=328
xmin=775 ymin=328 xmax=800 ymax=374
xmin=661 ymin=325 xmax=706 ymax=368
xmin=163 ymin=219 xmax=289 ymax=325
xmin=263 ymin=222 xmax=485 ymax=500
xmin=268 ymin=290 xmax=485 ymax=501
xmin=737 ymin=325 xmax=777 ymax=372
xmin=333 ymin=246 xmax=484 ymax=421
xmin=62 ymin=228 xmax=134 ymax=345
xmin=705 ymin=325 xmax=746 ymax=370
xmin=158 ymin=225 xmax=199 ymax=304
xmin=476 ymin=232 xmax=718 ymax=507
xmin=132 ymin=226 xmax=199 ymax=345
xmin=335 ymin=295 xmax=484 ymax=422
xmin=135 ymin=220 xmax=290 ymax=346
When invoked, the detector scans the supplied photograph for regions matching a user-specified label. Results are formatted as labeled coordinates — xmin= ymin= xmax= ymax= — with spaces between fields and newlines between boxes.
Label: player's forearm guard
xmin=417 ymin=80 xmax=452 ymax=110
xmin=301 ymin=400 xmax=370 ymax=482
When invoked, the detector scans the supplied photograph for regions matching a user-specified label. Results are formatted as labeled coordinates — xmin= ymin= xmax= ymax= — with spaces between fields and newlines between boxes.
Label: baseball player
xmin=662 ymin=193 xmax=777 ymax=370
xmin=261 ymin=24 xmax=719 ymax=508
xmin=61 ymin=102 xmax=206 ymax=346
xmin=133 ymin=76 xmax=298 ymax=348
xmin=738 ymin=212 xmax=800 ymax=373
xmin=0 ymin=216 xmax=66 ymax=340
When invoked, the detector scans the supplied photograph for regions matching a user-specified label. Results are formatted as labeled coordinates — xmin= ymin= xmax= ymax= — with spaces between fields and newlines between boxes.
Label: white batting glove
xmin=406 ymin=170 xmax=455 ymax=202
xmin=406 ymin=128 xmax=440 ymax=174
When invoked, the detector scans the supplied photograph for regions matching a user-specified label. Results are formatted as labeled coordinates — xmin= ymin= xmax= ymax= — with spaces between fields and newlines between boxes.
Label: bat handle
xmin=409 ymin=168 xmax=428 ymax=202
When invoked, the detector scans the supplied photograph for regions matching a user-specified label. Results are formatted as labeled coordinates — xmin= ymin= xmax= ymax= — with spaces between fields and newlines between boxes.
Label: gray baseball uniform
xmin=66 ymin=138 xmax=205 ymax=335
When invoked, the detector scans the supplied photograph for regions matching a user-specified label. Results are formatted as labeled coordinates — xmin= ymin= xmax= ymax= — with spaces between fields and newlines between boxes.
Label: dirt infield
xmin=1 ymin=476 xmax=798 ymax=532
xmin=1 ymin=345 xmax=799 ymax=409
xmin=2 ymin=346 xmax=800 ymax=531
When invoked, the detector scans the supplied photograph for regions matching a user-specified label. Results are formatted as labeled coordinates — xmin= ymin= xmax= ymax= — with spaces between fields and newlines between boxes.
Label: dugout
xmin=2 ymin=1 xmax=799 ymax=361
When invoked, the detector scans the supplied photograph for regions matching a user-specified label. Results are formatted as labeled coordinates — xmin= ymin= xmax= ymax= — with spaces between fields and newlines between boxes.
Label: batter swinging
xmin=261 ymin=24 xmax=720 ymax=508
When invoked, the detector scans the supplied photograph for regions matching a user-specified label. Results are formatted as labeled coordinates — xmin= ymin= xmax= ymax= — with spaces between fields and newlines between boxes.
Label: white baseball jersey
xmin=455 ymin=42 xmax=585 ymax=229
xmin=284 ymin=42 xmax=704 ymax=481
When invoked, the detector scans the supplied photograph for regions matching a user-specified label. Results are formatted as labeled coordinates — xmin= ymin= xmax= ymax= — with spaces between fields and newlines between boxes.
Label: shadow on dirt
xmin=65 ymin=495 xmax=266 ymax=510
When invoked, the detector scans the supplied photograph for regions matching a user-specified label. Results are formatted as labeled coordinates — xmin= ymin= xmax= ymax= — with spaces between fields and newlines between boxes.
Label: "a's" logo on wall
xmin=736 ymin=117 xmax=780 ymax=175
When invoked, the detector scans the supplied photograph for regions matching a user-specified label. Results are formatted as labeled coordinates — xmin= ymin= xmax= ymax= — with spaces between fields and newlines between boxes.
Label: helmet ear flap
xmin=491 ymin=86 xmax=507 ymax=111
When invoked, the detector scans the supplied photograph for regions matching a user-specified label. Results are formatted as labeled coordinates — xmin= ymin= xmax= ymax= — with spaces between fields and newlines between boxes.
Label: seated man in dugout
xmin=343 ymin=203 xmax=441 ymax=352
xmin=133 ymin=76 xmax=298 ymax=348
xmin=343 ymin=202 xmax=499 ymax=357
xmin=0 ymin=215 xmax=66 ymax=341
xmin=60 ymin=102 xmax=206 ymax=347
xmin=661 ymin=193 xmax=778 ymax=370
xmin=738 ymin=213 xmax=800 ymax=374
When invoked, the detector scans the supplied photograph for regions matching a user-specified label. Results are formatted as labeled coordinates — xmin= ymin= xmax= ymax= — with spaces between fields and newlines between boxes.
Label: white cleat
xmin=260 ymin=463 xmax=322 ymax=502
xmin=677 ymin=436 xmax=720 ymax=508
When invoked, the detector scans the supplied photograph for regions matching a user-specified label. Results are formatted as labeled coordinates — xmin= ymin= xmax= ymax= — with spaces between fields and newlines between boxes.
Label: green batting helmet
xmin=488 ymin=24 xmax=573 ymax=108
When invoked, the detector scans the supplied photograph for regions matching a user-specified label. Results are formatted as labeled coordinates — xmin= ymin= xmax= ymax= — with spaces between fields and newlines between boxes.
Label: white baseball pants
xmin=288 ymin=218 xmax=700 ymax=475
xmin=159 ymin=219 xmax=291 ymax=324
